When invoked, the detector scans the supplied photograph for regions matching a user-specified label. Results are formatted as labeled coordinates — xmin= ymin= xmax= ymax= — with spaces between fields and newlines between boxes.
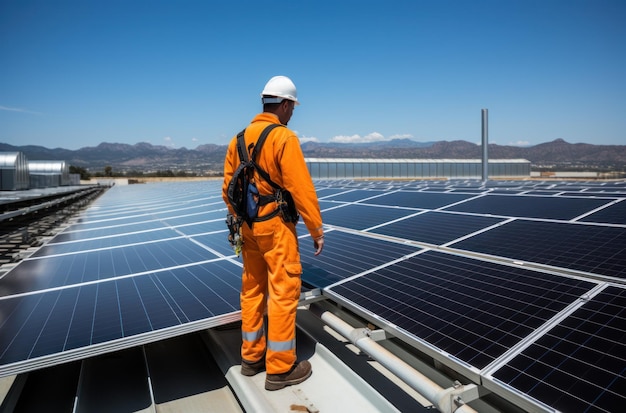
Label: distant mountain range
xmin=1 ymin=138 xmax=625 ymax=173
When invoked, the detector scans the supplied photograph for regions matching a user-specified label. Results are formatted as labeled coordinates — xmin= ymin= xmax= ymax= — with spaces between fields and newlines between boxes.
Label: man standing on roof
xmin=222 ymin=75 xmax=325 ymax=391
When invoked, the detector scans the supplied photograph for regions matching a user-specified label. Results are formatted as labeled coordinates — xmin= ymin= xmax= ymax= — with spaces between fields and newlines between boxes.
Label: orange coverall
xmin=222 ymin=112 xmax=324 ymax=374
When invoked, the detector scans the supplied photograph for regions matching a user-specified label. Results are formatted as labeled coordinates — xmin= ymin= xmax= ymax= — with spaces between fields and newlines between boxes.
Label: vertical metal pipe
xmin=481 ymin=109 xmax=489 ymax=182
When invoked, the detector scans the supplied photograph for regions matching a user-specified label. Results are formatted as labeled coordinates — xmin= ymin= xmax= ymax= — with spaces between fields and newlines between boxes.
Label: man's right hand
xmin=313 ymin=236 xmax=324 ymax=256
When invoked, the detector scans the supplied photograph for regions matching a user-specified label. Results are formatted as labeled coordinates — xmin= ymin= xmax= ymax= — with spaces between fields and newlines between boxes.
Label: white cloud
xmin=299 ymin=135 xmax=319 ymax=143
xmin=191 ymin=137 xmax=198 ymax=142
xmin=330 ymin=132 xmax=387 ymax=143
xmin=163 ymin=136 xmax=175 ymax=147
xmin=0 ymin=105 xmax=41 ymax=115
xmin=508 ymin=140 xmax=530 ymax=146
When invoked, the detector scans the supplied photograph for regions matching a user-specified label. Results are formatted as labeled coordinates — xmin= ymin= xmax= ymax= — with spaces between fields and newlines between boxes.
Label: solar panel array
xmin=1 ymin=178 xmax=624 ymax=413
xmin=307 ymin=179 xmax=626 ymax=413
xmin=0 ymin=181 xmax=242 ymax=376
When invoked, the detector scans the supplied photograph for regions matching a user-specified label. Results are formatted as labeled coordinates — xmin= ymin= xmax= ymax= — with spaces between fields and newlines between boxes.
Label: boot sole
xmin=241 ymin=366 xmax=265 ymax=376
xmin=264 ymin=369 xmax=312 ymax=391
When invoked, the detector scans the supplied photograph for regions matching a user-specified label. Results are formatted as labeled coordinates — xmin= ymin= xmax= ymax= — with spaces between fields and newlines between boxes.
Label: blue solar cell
xmin=322 ymin=204 xmax=417 ymax=230
xmin=580 ymin=199 xmax=626 ymax=224
xmin=444 ymin=194 xmax=612 ymax=220
xmin=191 ymin=232 xmax=237 ymax=257
xmin=1 ymin=238 xmax=220 ymax=296
xmin=518 ymin=190 xmax=561 ymax=196
xmin=173 ymin=219 xmax=230 ymax=236
xmin=362 ymin=191 xmax=474 ymax=209
xmin=485 ymin=189 xmax=525 ymax=194
xmin=491 ymin=285 xmax=626 ymax=413
xmin=368 ymin=211 xmax=503 ymax=245
xmin=447 ymin=189 xmax=488 ymax=193
xmin=323 ymin=189 xmax=389 ymax=203
xmin=560 ymin=192 xmax=625 ymax=197
xmin=33 ymin=228 xmax=182 ymax=256
xmin=52 ymin=220 xmax=170 ymax=242
xmin=327 ymin=251 xmax=596 ymax=370
xmin=450 ymin=220 xmax=626 ymax=279
xmin=154 ymin=208 xmax=227 ymax=226
xmin=300 ymin=230 xmax=421 ymax=288
xmin=316 ymin=187 xmax=358 ymax=199
xmin=319 ymin=200 xmax=343 ymax=210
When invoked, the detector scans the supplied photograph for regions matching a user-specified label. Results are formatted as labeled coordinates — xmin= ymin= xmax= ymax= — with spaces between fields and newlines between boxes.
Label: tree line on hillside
xmin=70 ymin=165 xmax=204 ymax=180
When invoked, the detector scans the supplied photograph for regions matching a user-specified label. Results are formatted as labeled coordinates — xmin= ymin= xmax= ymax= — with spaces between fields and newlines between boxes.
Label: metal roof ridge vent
xmin=317 ymin=310 xmax=483 ymax=413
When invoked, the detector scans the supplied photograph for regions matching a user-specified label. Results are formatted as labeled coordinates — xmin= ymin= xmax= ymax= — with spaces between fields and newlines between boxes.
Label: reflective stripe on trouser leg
xmin=241 ymin=326 xmax=265 ymax=363
xmin=268 ymin=338 xmax=296 ymax=352
xmin=242 ymin=327 xmax=264 ymax=343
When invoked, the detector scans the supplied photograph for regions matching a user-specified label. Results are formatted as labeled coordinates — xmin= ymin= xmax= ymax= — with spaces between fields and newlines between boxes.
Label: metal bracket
xmin=298 ymin=289 xmax=326 ymax=305
xmin=366 ymin=327 xmax=387 ymax=342
xmin=449 ymin=382 xmax=482 ymax=409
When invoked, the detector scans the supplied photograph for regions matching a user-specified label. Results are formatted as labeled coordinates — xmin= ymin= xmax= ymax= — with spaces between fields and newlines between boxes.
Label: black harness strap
xmin=249 ymin=125 xmax=283 ymax=191
xmin=236 ymin=123 xmax=285 ymax=222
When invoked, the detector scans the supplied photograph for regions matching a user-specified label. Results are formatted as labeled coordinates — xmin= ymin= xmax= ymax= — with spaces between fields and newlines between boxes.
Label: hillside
xmin=1 ymin=138 xmax=625 ymax=174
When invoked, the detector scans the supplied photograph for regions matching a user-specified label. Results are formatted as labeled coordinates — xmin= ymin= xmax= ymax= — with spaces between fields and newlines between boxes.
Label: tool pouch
xmin=277 ymin=189 xmax=299 ymax=223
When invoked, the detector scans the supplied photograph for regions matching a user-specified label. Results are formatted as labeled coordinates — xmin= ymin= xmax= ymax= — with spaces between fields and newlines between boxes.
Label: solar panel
xmin=325 ymin=250 xmax=597 ymax=378
xmin=450 ymin=220 xmax=626 ymax=279
xmin=0 ymin=181 xmax=244 ymax=376
xmin=580 ymin=199 xmax=626 ymax=224
xmin=560 ymin=191 xmax=626 ymax=197
xmin=174 ymin=219 xmax=230 ymax=236
xmin=361 ymin=191 xmax=475 ymax=209
xmin=443 ymin=193 xmax=612 ymax=220
xmin=321 ymin=189 xmax=390 ymax=203
xmin=185 ymin=234 xmax=233 ymax=257
xmin=321 ymin=203 xmax=419 ymax=230
xmin=51 ymin=220 xmax=173 ymax=241
xmin=485 ymin=284 xmax=626 ymax=413
xmin=367 ymin=211 xmax=504 ymax=246
xmin=32 ymin=228 xmax=182 ymax=256
xmin=2 ymin=238 xmax=221 ymax=296
xmin=299 ymin=230 xmax=421 ymax=288
xmin=0 ymin=259 xmax=242 ymax=374
xmin=316 ymin=187 xmax=354 ymax=197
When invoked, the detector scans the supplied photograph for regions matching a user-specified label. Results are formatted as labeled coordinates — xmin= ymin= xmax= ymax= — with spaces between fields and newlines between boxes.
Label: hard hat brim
xmin=261 ymin=96 xmax=300 ymax=105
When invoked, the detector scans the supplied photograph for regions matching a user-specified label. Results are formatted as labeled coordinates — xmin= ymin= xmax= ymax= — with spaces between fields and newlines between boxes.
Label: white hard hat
xmin=261 ymin=75 xmax=299 ymax=105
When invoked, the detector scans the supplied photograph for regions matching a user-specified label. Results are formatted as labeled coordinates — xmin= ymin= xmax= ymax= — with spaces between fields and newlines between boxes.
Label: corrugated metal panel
xmin=28 ymin=160 xmax=71 ymax=187
xmin=0 ymin=152 xmax=29 ymax=190
xmin=305 ymin=158 xmax=531 ymax=179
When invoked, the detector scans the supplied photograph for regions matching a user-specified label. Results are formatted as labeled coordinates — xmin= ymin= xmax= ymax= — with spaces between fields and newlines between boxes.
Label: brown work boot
xmin=241 ymin=357 xmax=265 ymax=376
xmin=265 ymin=360 xmax=312 ymax=391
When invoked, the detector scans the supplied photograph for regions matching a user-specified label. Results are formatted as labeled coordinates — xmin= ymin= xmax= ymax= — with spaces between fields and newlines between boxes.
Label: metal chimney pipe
xmin=481 ymin=109 xmax=488 ymax=182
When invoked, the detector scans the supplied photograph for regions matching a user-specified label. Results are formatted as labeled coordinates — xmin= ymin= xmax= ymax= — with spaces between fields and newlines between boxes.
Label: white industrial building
xmin=305 ymin=158 xmax=531 ymax=179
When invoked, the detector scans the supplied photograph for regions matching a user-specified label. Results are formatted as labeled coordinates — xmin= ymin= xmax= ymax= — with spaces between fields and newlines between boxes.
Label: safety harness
xmin=235 ymin=123 xmax=284 ymax=223
xmin=226 ymin=123 xmax=299 ymax=255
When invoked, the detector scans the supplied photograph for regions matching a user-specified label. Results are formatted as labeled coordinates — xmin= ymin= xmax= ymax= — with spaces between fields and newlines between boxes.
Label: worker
xmin=222 ymin=75 xmax=325 ymax=391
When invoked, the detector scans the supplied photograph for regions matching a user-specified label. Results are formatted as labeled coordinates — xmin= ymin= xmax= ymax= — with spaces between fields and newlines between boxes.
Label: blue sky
xmin=1 ymin=0 xmax=624 ymax=150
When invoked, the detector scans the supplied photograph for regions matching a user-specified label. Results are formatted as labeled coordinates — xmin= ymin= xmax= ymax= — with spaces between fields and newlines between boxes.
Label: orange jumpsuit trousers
xmin=240 ymin=215 xmax=301 ymax=374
